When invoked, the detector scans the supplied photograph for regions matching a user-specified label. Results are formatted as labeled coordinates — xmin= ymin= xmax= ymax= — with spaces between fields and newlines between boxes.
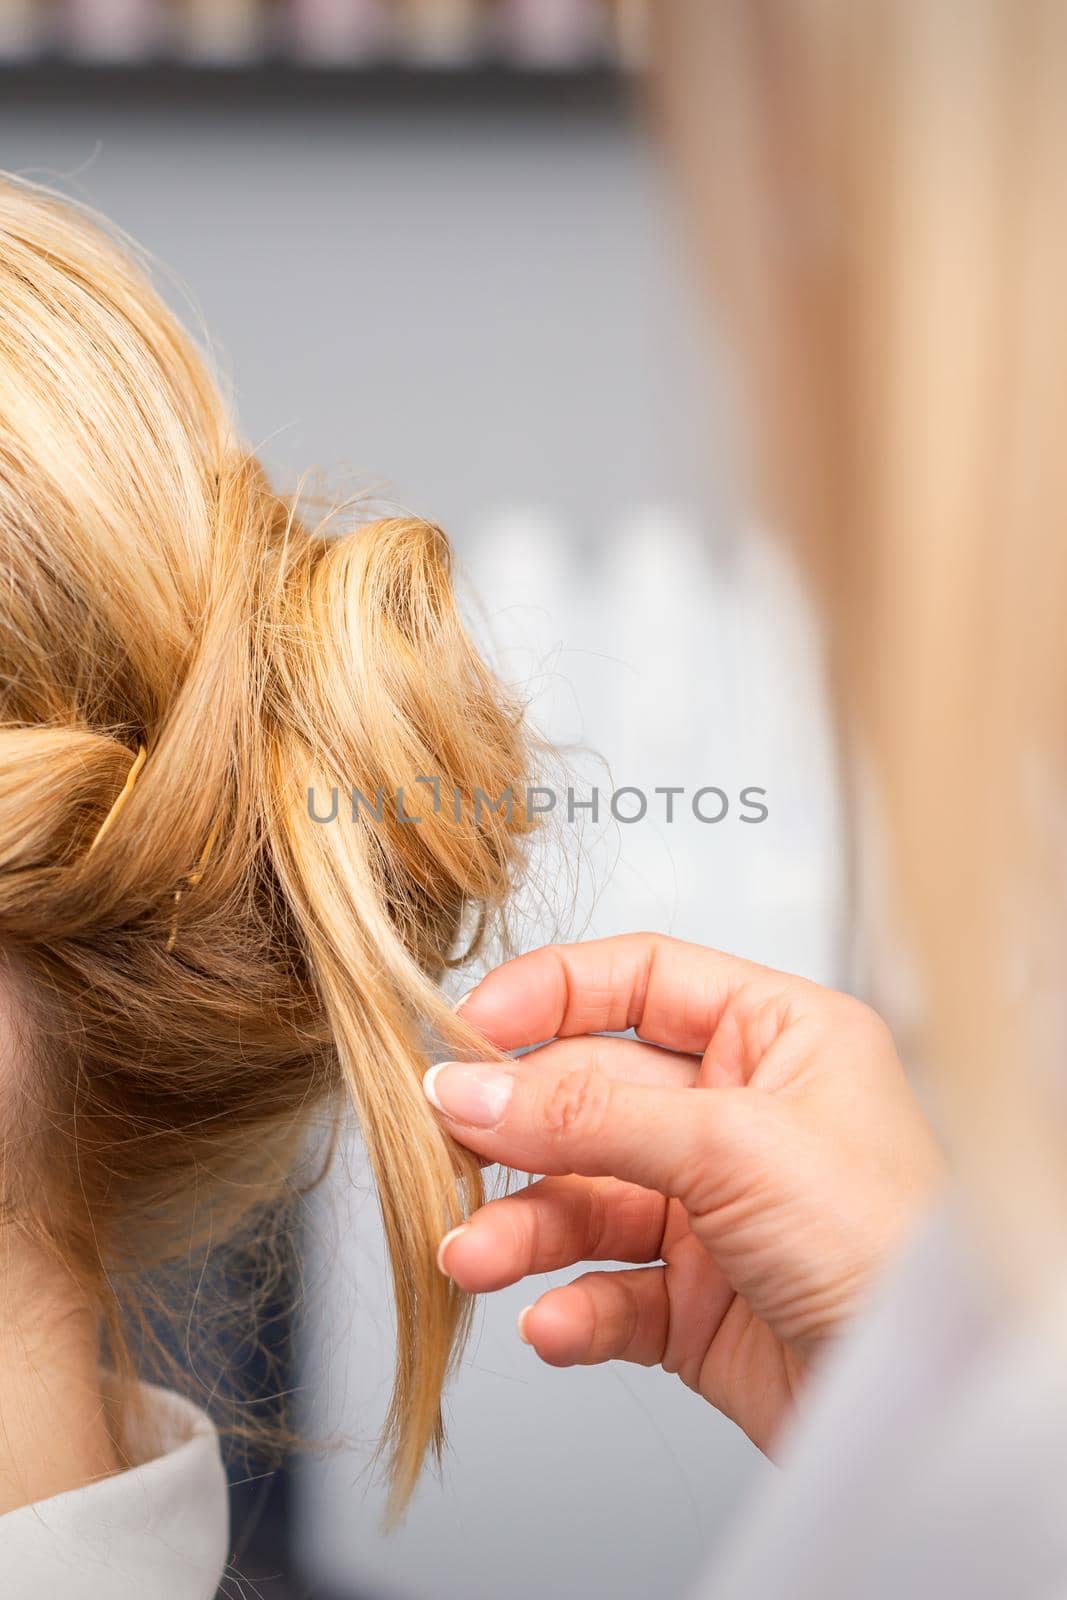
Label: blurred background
xmin=2 ymin=4 xmax=845 ymax=1595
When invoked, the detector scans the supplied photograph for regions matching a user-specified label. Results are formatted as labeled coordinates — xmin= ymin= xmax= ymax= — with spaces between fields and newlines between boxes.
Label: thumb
xmin=423 ymin=1056 xmax=745 ymax=1213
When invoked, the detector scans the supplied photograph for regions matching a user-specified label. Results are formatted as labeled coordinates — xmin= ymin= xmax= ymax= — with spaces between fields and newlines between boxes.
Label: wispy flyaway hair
xmin=0 ymin=172 xmax=532 ymax=1517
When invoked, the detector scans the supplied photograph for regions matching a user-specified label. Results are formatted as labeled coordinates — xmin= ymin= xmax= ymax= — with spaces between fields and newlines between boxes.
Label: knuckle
xmin=582 ymin=1179 xmax=613 ymax=1257
xmin=513 ymin=1201 xmax=542 ymax=1273
xmin=542 ymin=1067 xmax=612 ymax=1144
xmin=839 ymin=993 xmax=893 ymax=1045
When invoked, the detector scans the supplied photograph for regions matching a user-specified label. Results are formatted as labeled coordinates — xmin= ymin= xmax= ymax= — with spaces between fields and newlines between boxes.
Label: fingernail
xmin=436 ymin=1224 xmax=469 ymax=1276
xmin=517 ymin=1304 xmax=535 ymax=1344
xmin=423 ymin=1061 xmax=514 ymax=1127
xmin=450 ymin=987 xmax=475 ymax=1012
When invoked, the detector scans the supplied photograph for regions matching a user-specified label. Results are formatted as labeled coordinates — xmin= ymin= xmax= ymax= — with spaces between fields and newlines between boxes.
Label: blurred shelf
xmin=0 ymin=1 xmax=650 ymax=81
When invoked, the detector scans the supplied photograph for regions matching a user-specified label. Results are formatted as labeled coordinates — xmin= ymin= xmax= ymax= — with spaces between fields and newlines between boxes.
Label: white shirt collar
xmin=0 ymin=1383 xmax=228 ymax=1598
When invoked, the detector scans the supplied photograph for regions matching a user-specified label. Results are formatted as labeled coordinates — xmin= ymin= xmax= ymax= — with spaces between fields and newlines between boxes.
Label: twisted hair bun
xmin=0 ymin=173 xmax=531 ymax=1514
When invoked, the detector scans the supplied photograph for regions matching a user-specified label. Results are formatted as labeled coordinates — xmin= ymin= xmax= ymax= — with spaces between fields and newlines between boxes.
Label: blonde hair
xmin=655 ymin=1 xmax=1067 ymax=1281
xmin=0 ymin=173 xmax=531 ymax=1517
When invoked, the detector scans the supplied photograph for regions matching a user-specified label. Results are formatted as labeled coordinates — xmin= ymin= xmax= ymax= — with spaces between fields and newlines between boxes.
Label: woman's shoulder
xmin=0 ymin=1382 xmax=228 ymax=1599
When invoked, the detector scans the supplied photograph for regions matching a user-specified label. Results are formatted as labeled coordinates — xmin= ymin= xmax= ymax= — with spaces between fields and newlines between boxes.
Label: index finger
xmin=456 ymin=933 xmax=803 ymax=1056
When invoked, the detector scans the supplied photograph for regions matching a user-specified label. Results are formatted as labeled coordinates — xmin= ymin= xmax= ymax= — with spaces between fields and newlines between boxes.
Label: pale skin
xmin=0 ymin=988 xmax=117 ymax=1515
xmin=426 ymin=933 xmax=945 ymax=1455
xmin=0 ymin=1238 xmax=117 ymax=1514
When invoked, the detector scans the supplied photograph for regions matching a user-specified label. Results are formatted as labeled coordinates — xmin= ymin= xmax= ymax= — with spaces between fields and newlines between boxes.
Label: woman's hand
xmin=425 ymin=934 xmax=944 ymax=1455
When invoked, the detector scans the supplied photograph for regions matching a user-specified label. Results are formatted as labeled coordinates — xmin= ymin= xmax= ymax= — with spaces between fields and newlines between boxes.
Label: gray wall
xmin=2 ymin=72 xmax=727 ymax=536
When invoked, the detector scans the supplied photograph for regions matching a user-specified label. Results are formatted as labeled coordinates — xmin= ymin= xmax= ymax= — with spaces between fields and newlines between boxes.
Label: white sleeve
xmin=691 ymin=1201 xmax=1067 ymax=1600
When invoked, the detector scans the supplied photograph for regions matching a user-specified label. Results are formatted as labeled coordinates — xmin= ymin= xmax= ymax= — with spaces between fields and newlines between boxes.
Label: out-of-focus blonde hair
xmin=654 ymin=0 xmax=1067 ymax=1281
xmin=0 ymin=173 xmax=530 ymax=1517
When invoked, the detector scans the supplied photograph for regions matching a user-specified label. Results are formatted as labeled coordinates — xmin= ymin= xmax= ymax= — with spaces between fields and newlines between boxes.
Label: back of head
xmin=0 ymin=173 xmax=530 ymax=1514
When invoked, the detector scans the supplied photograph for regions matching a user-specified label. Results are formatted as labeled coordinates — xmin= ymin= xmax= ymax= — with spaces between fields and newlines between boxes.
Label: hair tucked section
xmin=0 ymin=172 xmax=532 ymax=1516
xmin=264 ymin=512 xmax=533 ymax=1511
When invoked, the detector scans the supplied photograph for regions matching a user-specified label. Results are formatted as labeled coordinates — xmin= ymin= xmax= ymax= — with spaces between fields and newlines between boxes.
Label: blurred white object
xmin=462 ymin=505 xmax=845 ymax=972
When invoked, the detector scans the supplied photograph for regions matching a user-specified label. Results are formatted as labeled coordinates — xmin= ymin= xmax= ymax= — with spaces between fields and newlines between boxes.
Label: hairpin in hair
xmin=85 ymin=742 xmax=220 ymax=950
xmin=87 ymin=743 xmax=147 ymax=855
xmin=166 ymin=813 xmax=223 ymax=954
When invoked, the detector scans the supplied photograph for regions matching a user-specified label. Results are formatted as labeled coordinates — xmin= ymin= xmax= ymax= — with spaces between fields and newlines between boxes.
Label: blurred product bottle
xmin=0 ymin=0 xmax=45 ymax=57
xmin=289 ymin=0 xmax=389 ymax=63
xmin=64 ymin=0 xmax=164 ymax=59
xmin=180 ymin=0 xmax=264 ymax=61
xmin=397 ymin=0 xmax=486 ymax=67
xmin=499 ymin=0 xmax=605 ymax=66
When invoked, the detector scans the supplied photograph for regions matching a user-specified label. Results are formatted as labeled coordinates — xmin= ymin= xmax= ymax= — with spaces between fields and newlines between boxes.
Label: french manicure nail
xmin=517 ymin=1304 xmax=534 ymax=1344
xmin=423 ymin=1061 xmax=514 ymax=1127
xmin=436 ymin=1224 xmax=469 ymax=1275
